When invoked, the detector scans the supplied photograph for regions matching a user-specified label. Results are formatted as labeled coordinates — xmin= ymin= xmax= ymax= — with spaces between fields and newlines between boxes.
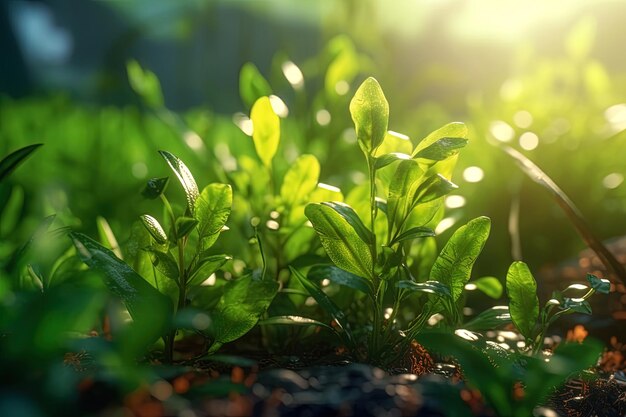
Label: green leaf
xmin=308 ymin=265 xmax=373 ymax=296
xmin=209 ymin=275 xmax=278 ymax=352
xmin=464 ymin=306 xmax=511 ymax=331
xmin=280 ymin=154 xmax=320 ymax=207
xmin=374 ymin=152 xmax=411 ymax=170
xmin=414 ymin=174 xmax=458 ymax=205
xmin=431 ymin=217 xmax=491 ymax=302
xmin=70 ymin=232 xmax=173 ymax=336
xmin=250 ymin=97 xmax=280 ymax=167
xmin=321 ymin=202 xmax=374 ymax=245
xmin=413 ymin=137 xmax=468 ymax=162
xmin=146 ymin=249 xmax=179 ymax=282
xmin=141 ymin=177 xmax=169 ymax=199
xmin=586 ymin=273 xmax=610 ymax=294
xmin=291 ymin=266 xmax=353 ymax=346
xmin=561 ymin=297 xmax=592 ymax=314
xmin=239 ymin=62 xmax=272 ymax=109
xmin=159 ymin=151 xmax=199 ymax=214
xmin=387 ymin=160 xmax=426 ymax=232
xmin=397 ymin=280 xmax=451 ymax=297
xmin=305 ymin=203 xmax=373 ymax=279
xmin=258 ymin=315 xmax=335 ymax=331
xmin=506 ymin=261 xmax=539 ymax=340
xmin=0 ymin=144 xmax=43 ymax=183
xmin=349 ymin=77 xmax=389 ymax=153
xmin=188 ymin=254 xmax=231 ymax=287
xmin=194 ymin=183 xmax=232 ymax=251
xmin=468 ymin=276 xmax=503 ymax=299
xmin=140 ymin=214 xmax=168 ymax=245
xmin=127 ymin=60 xmax=164 ymax=108
xmin=389 ymin=226 xmax=435 ymax=246
xmin=175 ymin=216 xmax=198 ymax=239
xmin=412 ymin=122 xmax=468 ymax=157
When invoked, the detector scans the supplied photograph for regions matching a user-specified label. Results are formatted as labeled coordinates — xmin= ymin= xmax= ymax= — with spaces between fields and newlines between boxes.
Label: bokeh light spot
xmin=463 ymin=166 xmax=484 ymax=183
xmin=489 ymin=120 xmax=515 ymax=142
xmin=519 ymin=132 xmax=539 ymax=150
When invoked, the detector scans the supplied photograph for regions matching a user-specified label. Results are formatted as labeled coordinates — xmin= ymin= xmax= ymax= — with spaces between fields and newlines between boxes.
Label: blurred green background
xmin=3 ymin=0 xmax=626 ymax=285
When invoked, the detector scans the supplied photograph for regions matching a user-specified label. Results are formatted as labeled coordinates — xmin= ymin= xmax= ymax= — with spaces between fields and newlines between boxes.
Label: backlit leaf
xmin=140 ymin=214 xmax=168 ymax=245
xmin=506 ymin=261 xmax=539 ymax=340
xmin=159 ymin=151 xmax=199 ymax=214
xmin=251 ymin=97 xmax=280 ymax=167
xmin=413 ymin=137 xmax=468 ymax=162
xmin=208 ymin=275 xmax=278 ymax=352
xmin=195 ymin=183 xmax=232 ymax=250
xmin=349 ymin=77 xmax=389 ymax=153
xmin=305 ymin=203 xmax=373 ymax=279
xmin=431 ymin=217 xmax=491 ymax=302
xmin=280 ymin=154 xmax=320 ymax=207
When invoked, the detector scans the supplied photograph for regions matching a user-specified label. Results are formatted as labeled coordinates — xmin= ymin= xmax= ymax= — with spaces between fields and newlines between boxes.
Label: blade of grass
xmin=502 ymin=145 xmax=626 ymax=285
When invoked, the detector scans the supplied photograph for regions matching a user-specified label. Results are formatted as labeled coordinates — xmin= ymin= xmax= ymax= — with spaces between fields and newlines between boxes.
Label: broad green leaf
xmin=467 ymin=276 xmax=503 ymax=299
xmin=374 ymin=152 xmax=411 ymax=170
xmin=373 ymin=131 xmax=413 ymax=157
xmin=159 ymin=151 xmax=199 ymax=214
xmin=251 ymin=97 xmax=280 ymax=167
xmin=96 ymin=216 xmax=122 ymax=259
xmin=70 ymin=232 xmax=173 ymax=336
xmin=239 ymin=62 xmax=272 ymax=109
xmin=308 ymin=264 xmax=373 ymax=296
xmin=413 ymin=137 xmax=468 ymax=162
xmin=387 ymin=160 xmax=426 ymax=232
xmin=127 ymin=60 xmax=164 ymax=108
xmin=146 ymin=249 xmax=179 ymax=282
xmin=412 ymin=122 xmax=468 ymax=157
xmin=397 ymin=280 xmax=451 ymax=297
xmin=194 ymin=183 xmax=232 ymax=250
xmin=464 ymin=306 xmax=511 ymax=331
xmin=389 ymin=226 xmax=435 ymax=246
xmin=413 ymin=174 xmax=458 ymax=205
xmin=140 ymin=214 xmax=168 ymax=244
xmin=321 ymin=202 xmax=374 ymax=245
xmin=188 ymin=254 xmax=231 ymax=287
xmin=0 ymin=144 xmax=43 ymax=183
xmin=349 ymin=77 xmax=389 ymax=153
xmin=506 ymin=261 xmax=539 ymax=340
xmin=175 ymin=216 xmax=198 ymax=239
xmin=305 ymin=203 xmax=373 ymax=279
xmin=209 ymin=275 xmax=278 ymax=351
xmin=291 ymin=266 xmax=353 ymax=345
xmin=141 ymin=177 xmax=169 ymax=199
xmin=587 ymin=273 xmax=610 ymax=294
xmin=431 ymin=217 xmax=491 ymax=302
xmin=258 ymin=315 xmax=335 ymax=331
xmin=280 ymin=154 xmax=320 ymax=207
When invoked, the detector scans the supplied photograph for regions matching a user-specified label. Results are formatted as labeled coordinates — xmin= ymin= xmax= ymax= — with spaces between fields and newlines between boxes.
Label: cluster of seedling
xmin=0 ymin=69 xmax=612 ymax=416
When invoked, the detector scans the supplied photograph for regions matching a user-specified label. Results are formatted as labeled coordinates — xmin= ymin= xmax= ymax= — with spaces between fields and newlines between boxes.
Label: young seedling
xmin=72 ymin=151 xmax=278 ymax=362
xmin=506 ymin=260 xmax=610 ymax=355
xmin=290 ymin=77 xmax=491 ymax=366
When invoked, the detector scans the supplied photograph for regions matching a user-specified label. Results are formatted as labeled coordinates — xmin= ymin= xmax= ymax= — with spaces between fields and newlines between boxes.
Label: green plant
xmin=418 ymin=331 xmax=604 ymax=417
xmin=71 ymin=151 xmax=278 ymax=362
xmin=506 ymin=260 xmax=610 ymax=355
xmin=279 ymin=77 xmax=492 ymax=366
